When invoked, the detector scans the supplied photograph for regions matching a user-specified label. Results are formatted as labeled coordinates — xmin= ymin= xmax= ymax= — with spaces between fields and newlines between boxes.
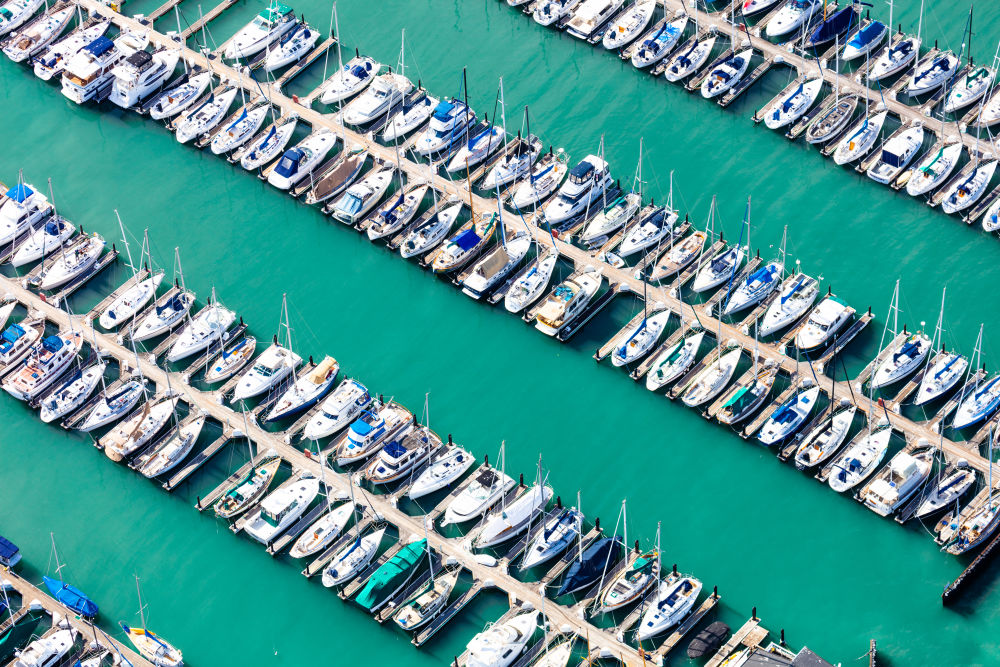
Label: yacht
xmin=533 ymin=0 xmax=582 ymax=27
xmin=2 ymin=4 xmax=73 ymax=62
xmin=147 ymin=71 xmax=212 ymax=120
xmin=480 ymin=135 xmax=542 ymax=190
xmin=38 ymin=360 xmax=106 ymax=423
xmin=231 ymin=341 xmax=302 ymax=401
xmin=210 ymin=104 xmax=270 ymax=154
xmin=0 ymin=0 xmax=45 ymax=37
xmin=827 ymin=426 xmax=893 ymax=493
xmin=542 ymin=155 xmax=612 ymax=224
xmin=80 ymin=379 xmax=146 ymax=433
xmin=302 ymin=146 xmax=367 ymax=205
xmin=244 ymin=476 xmax=321 ymax=544
xmin=475 ymin=484 xmax=554 ymax=548
xmin=302 ymin=378 xmax=372 ymax=440
xmin=647 ymin=230 xmax=706 ymax=281
xmin=701 ymin=49 xmax=754 ymax=99
xmin=223 ymin=0 xmax=296 ymax=60
xmin=795 ymin=295 xmax=853 ymax=352
xmin=32 ymin=19 xmax=110 ymax=81
xmin=31 ymin=233 xmax=105 ymax=291
xmin=859 ymin=447 xmax=933 ymax=517
xmin=765 ymin=0 xmax=823 ymax=38
xmin=871 ymin=332 xmax=931 ymax=388
xmin=757 ymin=385 xmax=820 ymax=446
xmin=265 ymin=355 xmax=339 ymax=422
xmin=978 ymin=90 xmax=1000 ymax=127
xmin=408 ymin=445 xmax=476 ymax=499
xmin=461 ymin=233 xmax=532 ymax=300
xmin=681 ymin=346 xmax=743 ymax=407
xmin=663 ymin=33 xmax=717 ymax=82
xmin=914 ymin=351 xmax=967 ymax=405
xmin=399 ymin=200 xmax=464 ymax=259
xmin=333 ymin=400 xmax=413 ymax=465
xmin=11 ymin=216 xmax=75 ymax=267
xmin=3 ymin=331 xmax=82 ymax=401
xmin=0 ymin=181 xmax=52 ymax=247
xmin=381 ymin=93 xmax=438 ymax=141
xmin=601 ymin=0 xmax=655 ymax=50
xmin=136 ymin=415 xmax=207 ymax=478
xmin=906 ymin=51 xmax=959 ymax=96
xmin=130 ymin=291 xmax=195 ymax=342
xmin=321 ymin=527 xmax=386 ymax=587
xmin=953 ymin=376 xmax=1000 ymax=429
xmin=101 ymin=394 xmax=178 ymax=462
xmin=430 ymin=213 xmax=497 ymax=274
xmin=366 ymin=427 xmax=438 ymax=485
xmin=174 ymin=86 xmax=241 ymax=144
xmin=630 ymin=16 xmax=686 ymax=69
xmin=204 ymin=336 xmax=257 ymax=383
xmin=214 ymin=455 xmax=282 ymax=519
xmin=342 ymin=72 xmax=413 ymax=126
xmin=618 ymin=206 xmax=676 ymax=257
xmin=393 ymin=567 xmax=460 ymax=632
xmin=330 ymin=165 xmax=395 ymax=225
xmin=447 ymin=124 xmax=505 ymax=173
xmin=867 ymin=125 xmax=924 ymax=184
xmin=109 ymin=48 xmax=180 ymax=109
xmin=945 ymin=496 xmax=1000 ymax=555
xmin=793 ymin=406 xmax=856 ymax=470
xmin=742 ymin=0 xmax=782 ymax=14
xmin=11 ymin=628 xmax=77 ymax=667
xmin=637 ymin=575 xmax=702 ymax=641
xmin=915 ymin=466 xmax=976 ymax=519
xmin=601 ymin=552 xmax=658 ymax=611
xmin=60 ymin=35 xmax=125 ymax=104
xmin=504 ymin=250 xmax=558 ymax=313
xmin=520 ymin=507 xmax=583 ymax=570
xmin=240 ymin=115 xmax=298 ymax=170
xmin=691 ymin=244 xmax=744 ymax=293
xmin=366 ymin=182 xmax=429 ymax=241
xmin=97 ymin=271 xmax=164 ymax=330
xmin=318 ymin=55 xmax=379 ymax=104
xmin=557 ymin=536 xmax=621 ymax=596
xmin=716 ymin=365 xmax=778 ymax=425
xmin=165 ymin=303 xmax=236 ymax=362
xmin=804 ymin=94 xmax=859 ymax=144
xmin=832 ymin=110 xmax=888 ymax=165
xmin=940 ymin=161 xmax=998 ymax=215
xmin=0 ymin=319 xmax=43 ymax=369
xmin=288 ymin=501 xmax=355 ymax=558
xmin=611 ymin=309 xmax=671 ymax=367
xmin=645 ymin=330 xmax=704 ymax=391
xmin=510 ymin=153 xmax=569 ymax=210
xmin=442 ymin=466 xmax=516 ymax=525
xmin=534 ymin=270 xmax=603 ymax=336
xmin=764 ymin=78 xmax=823 ymax=130
xmin=119 ymin=625 xmax=183 ymax=667
xmin=905 ymin=142 xmax=962 ymax=197
xmin=723 ymin=261 xmax=782 ymax=315
xmin=579 ymin=192 xmax=641 ymax=246
xmin=263 ymin=21 xmax=319 ymax=71
xmin=841 ymin=21 xmax=886 ymax=60
xmin=465 ymin=610 xmax=538 ymax=667
xmin=566 ymin=0 xmax=624 ymax=40
xmin=942 ymin=66 xmax=995 ymax=113
xmin=412 ymin=99 xmax=475 ymax=157
xmin=267 ymin=130 xmax=338 ymax=190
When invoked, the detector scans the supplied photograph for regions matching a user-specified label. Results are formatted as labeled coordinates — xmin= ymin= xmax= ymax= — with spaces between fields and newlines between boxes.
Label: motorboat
xmin=393 ymin=568 xmax=460 ymax=632
xmin=366 ymin=427 xmax=439 ymax=485
xmin=914 ymin=351 xmax=968 ymax=405
xmin=0 ymin=319 xmax=43 ymax=369
xmin=407 ymin=445 xmax=476 ymax=499
xmin=630 ymin=16 xmax=686 ymax=69
xmin=204 ymin=336 xmax=257 ymax=384
xmin=618 ymin=206 xmax=676 ymax=256
xmin=231 ymin=341 xmax=302 ymax=401
xmin=867 ymin=124 xmax=925 ymax=184
xmin=832 ymin=110 xmax=888 ymax=165
xmin=566 ymin=0 xmax=625 ymax=40
xmin=130 ymin=291 xmax=195 ymax=342
xmin=267 ymin=130 xmax=337 ymax=190
xmin=716 ymin=365 xmax=779 ymax=425
xmin=288 ymin=501 xmax=355 ymax=558
xmin=480 ymin=135 xmax=542 ymax=190
xmin=645 ymin=330 xmax=705 ymax=391
xmin=942 ymin=66 xmax=995 ymax=113
xmin=412 ymin=99 xmax=475 ymax=157
xmin=461 ymin=233 xmax=532 ymax=300
xmin=504 ymin=250 xmax=558 ymax=313
xmin=475 ymin=484 xmax=554 ymax=548
xmin=723 ymin=261 xmax=782 ymax=315
xmin=636 ymin=575 xmax=702 ymax=641
xmin=333 ymin=400 xmax=413 ymax=465
xmin=841 ymin=21 xmax=886 ymax=61
xmin=953 ymin=375 xmax=1000 ymax=429
xmin=543 ymin=155 xmax=612 ymax=224
xmin=11 ymin=216 xmax=75 ymax=267
xmin=557 ymin=536 xmax=622 ymax=596
xmin=520 ymin=507 xmax=583 ymax=570
xmin=319 ymin=55 xmax=379 ymax=104
xmin=211 ymin=104 xmax=270 ymax=154
xmin=611 ymin=309 xmax=671 ymax=367
xmin=827 ymin=426 xmax=893 ymax=493
xmin=0 ymin=182 xmax=52 ymax=247
xmin=2 ymin=4 xmax=73 ymax=63
xmin=534 ymin=270 xmax=603 ymax=336
xmin=244 ymin=476 xmax=321 ymax=544
xmin=174 ymin=86 xmax=241 ymax=144
xmin=239 ymin=115 xmax=298 ymax=171
xmin=109 ymin=48 xmax=180 ymax=109
xmin=663 ymin=34 xmax=717 ymax=83
xmin=871 ymin=332 xmax=931 ymax=388
xmin=165 ymin=303 xmax=236 ymax=362
xmin=38 ymin=360 xmax=106 ymax=423
xmin=906 ymin=51 xmax=959 ymax=96
xmin=601 ymin=0 xmax=655 ymax=50
xmin=32 ymin=19 xmax=110 ymax=81
xmin=859 ymin=447 xmax=933 ymax=516
xmin=263 ymin=21 xmax=319 ymax=71
xmin=100 ymin=394 xmax=177 ymax=462
xmin=945 ymin=495 xmax=1000 ymax=555
xmin=356 ymin=538 xmax=427 ymax=611
xmin=4 ymin=331 xmax=82 ymax=401
xmin=681 ymin=346 xmax=743 ymax=407
xmin=381 ymin=93 xmax=438 ymax=141
xmin=60 ymin=35 xmax=125 ymax=103
xmin=802 ymin=5 xmax=857 ymax=49
xmin=764 ymin=78 xmax=823 ymax=129
xmin=793 ymin=405 xmax=856 ymax=469
xmin=742 ymin=0 xmax=782 ymax=15
xmin=905 ymin=142 xmax=962 ymax=197
xmin=447 ymin=124 xmax=505 ymax=173
xmin=795 ymin=295 xmax=853 ymax=351
xmin=868 ymin=36 xmax=918 ymax=81
xmin=135 ymin=415 xmax=206 ymax=478
xmin=765 ymin=0 xmax=823 ymax=39
xmin=757 ymin=385 xmax=820 ymax=445
xmin=601 ymin=551 xmax=658 ymax=612
xmin=940 ymin=161 xmax=998 ymax=215
xmin=213 ymin=455 xmax=282 ymax=519
xmin=147 ymin=71 xmax=212 ymax=120
xmin=441 ymin=465 xmax=516 ymax=525
xmin=330 ymin=165 xmax=394 ymax=225
xmin=691 ymin=244 xmax=744 ymax=292
xmin=804 ymin=94 xmax=859 ymax=144
xmin=11 ymin=628 xmax=77 ymax=666
xmin=366 ymin=182 xmax=429 ymax=241
xmin=0 ymin=0 xmax=45 ymax=37
xmin=78 ymin=379 xmax=145 ymax=432
xmin=302 ymin=378 xmax=371 ymax=440
xmin=321 ymin=527 xmax=386 ymax=587
xmin=399 ymin=199 xmax=464 ymax=259
xmin=303 ymin=146 xmax=367 ymax=205
xmin=430 ymin=213 xmax=497 ymax=273
xmin=701 ymin=49 xmax=754 ymax=99
xmin=533 ymin=0 xmax=581 ymax=27
xmin=265 ymin=355 xmax=339 ymax=422
xmin=646 ymin=231 xmax=706 ymax=281
xmin=30 ymin=233 xmax=104 ymax=291
xmin=510 ymin=153 xmax=568 ymax=210
xmin=223 ymin=0 xmax=296 ymax=60
xmin=982 ymin=197 xmax=1000 ymax=232
xmin=465 ymin=610 xmax=538 ymax=667
xmin=915 ymin=465 xmax=976 ymax=519
xmin=342 ymin=72 xmax=413 ymax=126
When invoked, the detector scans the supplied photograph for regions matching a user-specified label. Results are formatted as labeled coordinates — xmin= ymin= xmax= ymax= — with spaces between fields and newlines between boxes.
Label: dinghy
xmin=764 ymin=78 xmax=823 ymax=130
xmin=343 ymin=72 xmax=413 ymax=126
xmin=239 ymin=115 xmax=298 ymax=171
xmin=795 ymin=295 xmax=853 ymax=351
xmin=174 ymin=86 xmax=240 ymax=144
xmin=267 ymin=130 xmax=338 ymax=190
xmin=723 ymin=261 xmax=782 ymax=315
xmin=4 ymin=331 xmax=82 ymax=401
xmin=288 ymin=501 xmax=355 ymax=558
xmin=262 ymin=21 xmax=319 ymax=72
xmin=905 ymin=142 xmax=962 ymax=197
xmin=636 ymin=575 xmax=702 ymax=641
xmin=136 ymin=414 xmax=207 ymax=478
xmin=98 ymin=272 xmax=165 ymax=330
xmin=211 ymin=104 xmax=270 ymax=155
xmin=765 ymin=0 xmax=823 ymax=39
xmin=618 ymin=206 xmax=676 ymax=256
xmin=942 ymin=66 xmax=995 ymax=113
xmin=475 ymin=484 xmax=554 ymax=548
xmin=322 ymin=527 xmax=386 ymax=587
xmin=534 ymin=270 xmax=603 ymax=336
xmin=11 ymin=216 xmax=76 ymax=267
xmin=859 ymin=447 xmax=933 ymax=516
xmin=204 ymin=336 xmax=257 ymax=384
xmin=681 ymin=346 xmax=743 ymax=407
xmin=828 ymin=426 xmax=893 ymax=493
xmin=940 ymin=161 xmax=998 ymax=215
xmin=399 ymin=200 xmax=464 ymax=259
xmin=612 ymin=309 xmax=671 ymax=367
xmin=223 ymin=0 xmax=296 ymax=60
xmin=79 ymin=379 xmax=145 ymax=432
xmin=867 ymin=124 xmax=925 ymax=184
xmin=630 ymin=16 xmax=686 ymax=69
xmin=871 ymin=332 xmax=931 ymax=388
xmin=39 ymin=360 xmax=106 ymax=423
xmin=147 ymin=71 xmax=212 ymax=120
xmin=381 ymin=93 xmax=438 ymax=141
xmin=330 ymin=165 xmax=395 ymax=225
xmin=100 ymin=394 xmax=177 ymax=461
xmin=302 ymin=378 xmax=372 ymax=440
xmin=504 ymin=250 xmax=558 ymax=314
xmin=663 ymin=34 xmax=716 ymax=83
xmin=366 ymin=182 xmax=429 ymax=241
xmin=647 ymin=231 xmax=706 ymax=281
xmin=793 ymin=405 xmax=856 ymax=469
xmin=757 ymin=385 xmax=820 ymax=445
xmin=408 ymin=445 xmax=475 ymax=499
xmin=213 ymin=455 xmax=282 ymax=519
xmin=906 ymin=51 xmax=959 ymax=96
xmin=701 ymin=49 xmax=753 ymax=99
xmin=915 ymin=465 xmax=976 ymax=519
xmin=461 ymin=233 xmax=532 ymax=300
xmin=265 ymin=355 xmax=339 ymax=422
xmin=319 ymin=55 xmax=379 ymax=104
xmin=165 ymin=303 xmax=236 ymax=362
xmin=832 ymin=110 xmax=888 ymax=165
xmin=601 ymin=0 xmax=655 ymax=50
xmin=465 ymin=610 xmax=538 ymax=667
xmin=646 ymin=330 xmax=705 ymax=391
xmin=244 ymin=476 xmax=321 ymax=544
xmin=32 ymin=233 xmax=105 ymax=291
xmin=914 ymin=351 xmax=967 ymax=405
xmin=841 ymin=21 xmax=886 ymax=61
xmin=442 ymin=466 xmax=516 ymax=525
xmin=520 ymin=507 xmax=583 ymax=570
xmin=953 ymin=375 xmax=1000 ymax=429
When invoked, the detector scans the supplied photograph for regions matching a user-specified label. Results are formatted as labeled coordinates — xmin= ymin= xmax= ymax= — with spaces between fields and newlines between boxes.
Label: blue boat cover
xmin=275 ymin=148 xmax=303 ymax=177
xmin=382 ymin=439 xmax=407 ymax=458
xmin=850 ymin=21 xmax=885 ymax=48
xmin=453 ymin=227 xmax=481 ymax=251
xmin=0 ymin=535 xmax=18 ymax=562
xmin=6 ymin=184 xmax=33 ymax=203
xmin=557 ymin=536 xmax=622 ymax=597
xmin=156 ymin=295 xmax=185 ymax=316
xmin=43 ymin=576 xmax=99 ymax=618
xmin=2 ymin=324 xmax=25 ymax=343
xmin=45 ymin=220 xmax=64 ymax=235
xmin=808 ymin=7 xmax=855 ymax=45
xmin=350 ymin=412 xmax=377 ymax=436
xmin=84 ymin=36 xmax=114 ymax=57
xmin=432 ymin=100 xmax=457 ymax=122
xmin=42 ymin=335 xmax=64 ymax=353
xmin=569 ymin=161 xmax=595 ymax=179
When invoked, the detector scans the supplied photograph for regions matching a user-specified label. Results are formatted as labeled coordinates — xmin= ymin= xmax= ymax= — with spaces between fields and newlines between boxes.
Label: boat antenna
xmin=462 ymin=66 xmax=471 ymax=157
xmin=778 ymin=225 xmax=787 ymax=280
xmin=174 ymin=6 xmax=188 ymax=73
xmin=174 ymin=246 xmax=186 ymax=293
xmin=279 ymin=292 xmax=293 ymax=353
xmin=876 ymin=279 xmax=900 ymax=358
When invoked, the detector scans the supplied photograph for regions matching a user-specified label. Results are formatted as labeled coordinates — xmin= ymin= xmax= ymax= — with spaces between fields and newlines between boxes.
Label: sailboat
xmin=407 ymin=444 xmax=476 ymax=499
xmin=442 ymin=446 xmax=516 ymax=525
xmin=557 ymin=535 xmax=622 ymax=597
xmin=119 ymin=576 xmax=183 ymax=667
xmin=600 ymin=548 xmax=658 ymax=612
xmin=521 ymin=505 xmax=583 ymax=570
xmin=322 ymin=527 xmax=386 ymax=587
xmin=43 ymin=536 xmax=97 ymax=619
xmin=637 ymin=573 xmax=702 ymax=641
xmin=393 ymin=567 xmax=460 ymax=631
xmin=681 ymin=344 xmax=743 ymax=408
xmin=764 ymin=78 xmax=824 ymax=130
xmin=39 ymin=359 xmax=107 ymax=423
xmin=757 ymin=385 xmax=821 ymax=445
xmin=940 ymin=160 xmax=998 ymax=215
xmin=612 ymin=309 xmax=671 ymax=367
xmin=475 ymin=484 xmax=554 ymax=549
xmin=289 ymin=501 xmax=355 ymax=559
xmin=355 ymin=538 xmax=427 ymax=610
xmin=465 ymin=610 xmax=538 ymax=667
xmin=265 ymin=355 xmax=339 ymax=422
xmin=828 ymin=425 xmax=893 ymax=492
xmin=232 ymin=294 xmax=302 ymax=400
xmin=794 ymin=405 xmax=857 ymax=469
xmin=602 ymin=0 xmax=656 ymax=50
xmin=214 ymin=454 xmax=282 ymax=519
xmin=646 ymin=330 xmax=705 ymax=391
xmin=691 ymin=197 xmax=746 ymax=293
xmin=915 ymin=301 xmax=970 ymax=406
xmin=11 ymin=216 xmax=75 ymax=268
xmin=147 ymin=71 xmax=212 ymax=120
xmin=101 ymin=394 xmax=179 ymax=462
xmin=503 ymin=249 xmax=558 ymax=314
xmin=868 ymin=0 xmax=919 ymax=81
xmin=832 ymin=110 xmax=888 ymax=165
xmin=135 ymin=414 xmax=207 ymax=478
xmin=915 ymin=464 xmax=976 ymax=519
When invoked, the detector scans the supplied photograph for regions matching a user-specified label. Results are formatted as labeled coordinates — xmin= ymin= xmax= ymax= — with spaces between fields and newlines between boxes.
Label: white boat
xmin=871 ymin=332 xmax=931 ymax=388
xmin=3 ymin=330 xmax=82 ymax=401
xmin=39 ymin=360 xmax=106 ymax=423
xmin=101 ymin=395 xmax=178 ymax=462
xmin=905 ymin=142 xmax=962 ymax=197
xmin=534 ymin=270 xmax=603 ymax=336
xmin=832 ymin=110 xmax=888 ymax=165
xmin=906 ymin=51 xmax=959 ymax=96
xmin=953 ymin=375 xmax=1000 ymax=429
xmin=136 ymin=415 xmax=206 ymax=478
xmin=204 ymin=336 xmax=257 ymax=384
xmin=943 ymin=66 xmax=995 ymax=113
xmin=530 ymin=642 xmax=574 ymax=667
xmin=321 ymin=527 xmax=385 ymax=587
xmin=504 ymin=250 xmax=558 ymax=313
xmin=636 ymin=575 xmax=702 ymax=640
xmin=630 ymin=16 xmax=686 ymax=69
xmin=60 ymin=35 xmax=124 ymax=104
xmin=645 ymin=330 xmax=704 ymax=391
xmin=393 ymin=568 xmax=461 ymax=631
xmin=915 ymin=466 xmax=976 ymax=519
xmin=793 ymin=405 xmax=856 ymax=469
xmin=333 ymin=401 xmax=414 ymax=465
xmin=566 ymin=0 xmax=624 ymax=40
xmin=520 ymin=507 xmax=582 ymax=569
xmin=612 ymin=309 xmax=671 ymax=367
xmin=543 ymin=155 xmax=612 ymax=224
xmin=480 ymin=135 xmax=541 ymax=190
xmin=945 ymin=495 xmax=1000 ymax=555
xmin=399 ymin=200 xmax=463 ymax=259
xmin=267 ymin=130 xmax=337 ymax=190
xmin=663 ymin=34 xmax=717 ymax=82
xmin=982 ymin=197 xmax=1000 ymax=232
xmin=859 ymin=448 xmax=933 ymax=516
xmin=302 ymin=146 xmax=368 ymax=205
xmin=868 ymin=36 xmax=918 ymax=81
xmin=475 ymin=484 xmax=553 ymax=548
xmin=757 ymin=385 xmax=820 ymax=445
xmin=381 ymin=93 xmax=438 ymax=141
xmin=647 ymin=231 xmax=706 ymax=280
xmin=765 ymin=0 xmax=823 ymax=38
xmin=723 ymin=261 xmax=782 ymax=315
xmin=412 ymin=99 xmax=475 ymax=157
xmin=12 ymin=628 xmax=77 ymax=667
xmin=0 ymin=181 xmax=52 ymax=247
xmin=601 ymin=0 xmax=655 ymax=50
xmin=11 ymin=216 xmax=75 ymax=267
xmin=302 ymin=378 xmax=371 ymax=440
xmin=343 ymin=72 xmax=413 ymax=126
xmin=366 ymin=427 xmax=438 ymax=485
xmin=79 ymin=379 xmax=146 ymax=433
xmin=109 ymin=48 xmax=180 ymax=109
xmin=618 ymin=206 xmax=676 ymax=257
xmin=232 ymin=341 xmax=302 ymax=400
xmin=98 ymin=272 xmax=166 ymax=330
xmin=795 ymin=295 xmax=853 ymax=351
xmin=265 ymin=355 xmax=339 ymax=421
xmin=0 ymin=0 xmax=44 ymax=37
xmin=580 ymin=192 xmax=641 ymax=245
xmin=430 ymin=213 xmax=498 ymax=274
xmin=978 ymin=89 xmax=1000 ymax=127
xmin=244 ymin=476 xmax=321 ymax=544
xmin=223 ymin=0 xmax=296 ymax=60
xmin=804 ymin=94 xmax=859 ymax=144
xmin=130 ymin=291 xmax=195 ymax=342
xmin=263 ymin=21 xmax=318 ymax=71
xmin=31 ymin=233 xmax=104 ymax=291
xmin=2 ymin=4 xmax=73 ymax=63
xmin=442 ymin=466 xmax=516 ymax=526
xmin=366 ymin=182 xmax=429 ymax=241
xmin=408 ymin=445 xmax=476 ymax=499
xmin=691 ymin=244 xmax=744 ymax=293
xmin=288 ymin=501 xmax=355 ymax=558
xmin=510 ymin=154 xmax=568 ymax=210
xmin=828 ymin=426 xmax=893 ymax=493
xmin=319 ymin=55 xmax=379 ymax=104
xmin=840 ymin=20 xmax=886 ymax=60
xmin=461 ymin=233 xmax=532 ymax=300
xmin=601 ymin=552 xmax=658 ymax=611
xmin=764 ymin=78 xmax=824 ymax=129
xmin=701 ymin=49 xmax=753 ymax=99
xmin=32 ymin=19 xmax=110 ymax=81
xmin=867 ymin=124 xmax=925 ymax=184
xmin=165 ymin=304 xmax=236 ymax=362
xmin=718 ymin=366 xmax=778 ymax=429
xmin=175 ymin=86 xmax=240 ymax=144
xmin=0 ymin=319 xmax=43 ymax=368
xmin=742 ymin=0 xmax=782 ymax=15
xmin=120 ymin=624 xmax=182 ymax=667
xmin=914 ymin=351 xmax=967 ymax=405
xmin=465 ymin=611 xmax=538 ymax=667
xmin=239 ymin=115 xmax=298 ymax=171
xmin=940 ymin=161 xmax=998 ymax=215
xmin=681 ymin=346 xmax=742 ymax=407
xmin=211 ymin=104 xmax=270 ymax=155
xmin=533 ymin=0 xmax=582 ymax=27
xmin=447 ymin=124 xmax=505 ymax=173
xmin=331 ymin=165 xmax=394 ymax=225
xmin=213 ymin=454 xmax=282 ymax=519
xmin=147 ymin=71 xmax=212 ymax=120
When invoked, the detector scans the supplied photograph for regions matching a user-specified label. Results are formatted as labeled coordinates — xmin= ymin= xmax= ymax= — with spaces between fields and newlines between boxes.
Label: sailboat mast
xmin=115 ymin=210 xmax=138 ymax=280
xmin=333 ymin=2 xmax=344 ymax=127
xmin=917 ymin=0 xmax=924 ymax=46
xmin=576 ymin=489 xmax=583 ymax=562
xmin=135 ymin=575 xmax=147 ymax=630
xmin=174 ymin=247 xmax=186 ymax=293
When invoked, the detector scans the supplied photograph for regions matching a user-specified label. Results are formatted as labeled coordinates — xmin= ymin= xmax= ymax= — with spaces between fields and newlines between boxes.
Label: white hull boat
xmin=681 ymin=346 xmax=742 ymax=407
xmin=32 ymin=20 xmax=110 ymax=81
xmin=79 ymin=379 xmax=146 ymax=433
xmin=109 ymin=48 xmax=180 ymax=109
xmin=701 ymin=49 xmax=753 ymax=99
xmin=211 ymin=104 xmax=269 ymax=155
xmin=859 ymin=447 xmax=933 ymax=516
xmin=630 ymin=16 xmax=686 ymax=69
xmin=262 ymin=22 xmax=319 ymax=72
xmin=906 ymin=51 xmax=959 ymax=96
xmin=905 ymin=142 xmax=962 ymax=197
xmin=510 ymin=155 xmax=568 ymax=210
xmin=322 ymin=527 xmax=386 ymax=587
xmin=203 ymin=336 xmax=257 ymax=384
xmin=757 ymin=385 xmax=820 ymax=445
xmin=645 ymin=330 xmax=704 ymax=391
xmin=475 ymin=484 xmax=553 ymax=548
xmin=266 ymin=130 xmax=337 ymax=190
xmin=691 ymin=244 xmax=744 ymax=293
xmin=828 ymin=426 xmax=893 ymax=493
xmin=366 ymin=183 xmax=429 ymax=241
xmin=601 ymin=0 xmax=655 ymax=50
xmin=240 ymin=116 xmax=299 ymax=171
xmin=504 ymin=251 xmax=558 ymax=313
xmin=11 ymin=216 xmax=75 ymax=267
xmin=867 ymin=124 xmax=925 ymax=184
xmin=2 ymin=4 xmax=73 ymax=63
xmin=442 ymin=466 xmax=516 ymax=526
xmin=520 ymin=507 xmax=582 ymax=570
xmin=319 ymin=55 xmax=378 ymax=104
xmin=288 ymin=501 xmax=355 ymax=558
xmin=165 ymin=304 xmax=236 ymax=362
xmin=399 ymin=200 xmax=463 ymax=259
xmin=32 ymin=234 xmax=105 ymax=291
xmin=795 ymin=295 xmax=852 ymax=351
xmin=231 ymin=342 xmax=302 ymax=401
xmin=832 ymin=110 xmax=888 ymax=165
xmin=465 ymin=611 xmax=538 ymax=667
xmin=461 ymin=233 xmax=532 ymax=299
xmin=408 ymin=445 xmax=476 ymax=499
xmin=611 ymin=309 xmax=671 ymax=367
xmin=302 ymin=378 xmax=371 ymax=440
xmin=765 ymin=0 xmax=822 ymax=38
xmin=343 ymin=72 xmax=413 ymax=126
xmin=764 ymin=78 xmax=823 ymax=129
xmin=381 ymin=93 xmax=438 ymax=141
xmin=580 ymin=192 xmax=641 ymax=245
xmin=618 ymin=206 xmax=676 ymax=256
xmin=940 ymin=161 xmax=998 ymax=215
xmin=871 ymin=332 xmax=931 ymax=388
xmin=533 ymin=270 xmax=603 ymax=336
xmin=663 ymin=35 xmax=716 ymax=82
xmin=793 ymin=405 xmax=856 ymax=469
xmin=101 ymin=395 xmax=178 ymax=461
xmin=244 ymin=476 xmax=321 ymax=544
xmin=147 ymin=71 xmax=212 ymax=120
xmin=175 ymin=86 xmax=240 ymax=144
xmin=636 ymin=575 xmax=702 ymax=641
xmin=265 ymin=355 xmax=339 ymax=422
xmin=868 ymin=36 xmax=917 ymax=81
xmin=953 ymin=376 xmax=1000 ymax=430
xmin=331 ymin=165 xmax=395 ymax=225
xmin=223 ymin=1 xmax=296 ymax=60
xmin=130 ymin=291 xmax=195 ymax=342
xmin=914 ymin=351 xmax=967 ymax=405
xmin=943 ymin=66 xmax=995 ymax=113
xmin=39 ymin=360 xmax=106 ymax=423
xmin=543 ymin=155 xmax=612 ymax=224
xmin=98 ymin=272 xmax=165 ymax=330
xmin=722 ymin=261 xmax=782 ymax=315
xmin=136 ymin=415 xmax=206 ymax=478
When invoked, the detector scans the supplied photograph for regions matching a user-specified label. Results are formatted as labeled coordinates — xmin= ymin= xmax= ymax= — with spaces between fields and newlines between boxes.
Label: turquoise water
xmin=3 ymin=0 xmax=1000 ymax=664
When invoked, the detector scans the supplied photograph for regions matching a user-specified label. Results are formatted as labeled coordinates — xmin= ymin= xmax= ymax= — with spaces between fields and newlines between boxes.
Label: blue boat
xmin=0 ymin=535 xmax=20 ymax=568
xmin=43 ymin=575 xmax=98 ymax=618
xmin=804 ymin=5 xmax=858 ymax=49
xmin=556 ymin=535 xmax=623 ymax=597
xmin=842 ymin=21 xmax=887 ymax=60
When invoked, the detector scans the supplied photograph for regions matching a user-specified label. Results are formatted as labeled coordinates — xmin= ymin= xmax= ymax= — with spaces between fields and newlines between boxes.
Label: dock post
xmin=780 ymin=629 xmax=785 ymax=646
xmin=752 ymin=606 xmax=757 ymax=621
xmin=197 ymin=495 xmax=201 ymax=509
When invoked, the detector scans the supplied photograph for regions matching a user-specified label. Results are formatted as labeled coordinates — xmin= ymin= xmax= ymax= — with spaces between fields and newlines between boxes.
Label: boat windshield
xmin=340 ymin=193 xmax=364 ymax=215
xmin=252 ymin=363 xmax=276 ymax=377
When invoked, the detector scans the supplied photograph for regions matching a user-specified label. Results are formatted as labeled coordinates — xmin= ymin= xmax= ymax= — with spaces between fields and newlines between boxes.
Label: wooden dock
xmin=163 ymin=431 xmax=233 ymax=491
xmin=181 ymin=0 xmax=238 ymax=39
xmin=705 ymin=616 xmax=768 ymax=667
xmin=651 ymin=588 xmax=721 ymax=659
